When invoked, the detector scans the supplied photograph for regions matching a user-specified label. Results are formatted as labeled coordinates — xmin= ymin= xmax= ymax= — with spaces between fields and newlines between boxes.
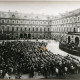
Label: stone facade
xmin=1 ymin=8 xmax=80 ymax=40
xmin=51 ymin=8 xmax=80 ymax=40
xmin=0 ymin=11 xmax=51 ymax=40
xmin=66 ymin=33 xmax=80 ymax=46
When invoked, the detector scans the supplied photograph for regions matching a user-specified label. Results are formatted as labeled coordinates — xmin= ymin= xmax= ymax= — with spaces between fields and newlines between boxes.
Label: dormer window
xmin=12 ymin=15 xmax=15 ymax=18
xmin=24 ymin=16 xmax=27 ymax=18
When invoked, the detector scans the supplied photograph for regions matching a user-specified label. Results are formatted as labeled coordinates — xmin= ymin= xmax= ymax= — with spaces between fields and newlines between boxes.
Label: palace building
xmin=1 ymin=8 xmax=80 ymax=40
xmin=0 ymin=11 xmax=51 ymax=40
xmin=51 ymin=8 xmax=80 ymax=40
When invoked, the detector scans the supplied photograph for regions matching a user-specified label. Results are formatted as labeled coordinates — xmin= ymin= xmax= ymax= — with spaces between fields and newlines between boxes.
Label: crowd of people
xmin=0 ymin=40 xmax=80 ymax=79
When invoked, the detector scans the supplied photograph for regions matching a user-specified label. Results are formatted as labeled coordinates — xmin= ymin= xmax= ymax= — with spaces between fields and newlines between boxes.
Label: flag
xmin=40 ymin=46 xmax=46 ymax=51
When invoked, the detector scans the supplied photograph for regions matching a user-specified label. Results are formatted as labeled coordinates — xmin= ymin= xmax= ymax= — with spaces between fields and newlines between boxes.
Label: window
xmin=44 ymin=21 xmax=46 ymax=24
xmin=33 ymin=27 xmax=34 ymax=31
xmin=17 ymin=21 xmax=18 ymax=23
xmin=40 ymin=28 xmax=42 ymax=31
xmin=12 ymin=27 xmax=14 ymax=31
xmin=21 ymin=27 xmax=22 ymax=31
xmin=74 ymin=18 xmax=76 ymax=22
xmin=41 ymin=21 xmax=43 ymax=24
xmin=29 ymin=28 xmax=30 ymax=31
xmin=21 ymin=21 xmax=23 ymax=24
xmin=25 ymin=28 xmax=26 ymax=31
xmin=67 ymin=19 xmax=68 ymax=23
xmin=48 ymin=28 xmax=49 ymax=31
xmin=12 ymin=15 xmax=15 ymax=18
xmin=17 ymin=27 xmax=18 ymax=31
xmin=12 ymin=20 xmax=14 ymax=24
xmin=53 ymin=28 xmax=54 ymax=31
xmin=7 ymin=27 xmax=9 ymax=31
xmin=24 ymin=16 xmax=27 ymax=18
xmin=78 ymin=17 xmax=79 ymax=21
xmin=36 ymin=28 xmax=38 ymax=31
xmin=44 ymin=28 xmax=45 ymax=31
xmin=7 ymin=20 xmax=9 ymax=23
xmin=2 ymin=26 xmax=4 ymax=31
xmin=2 ymin=20 xmax=4 ymax=23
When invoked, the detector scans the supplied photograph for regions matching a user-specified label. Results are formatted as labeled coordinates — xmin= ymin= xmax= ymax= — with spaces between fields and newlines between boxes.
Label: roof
xmin=67 ymin=32 xmax=80 ymax=35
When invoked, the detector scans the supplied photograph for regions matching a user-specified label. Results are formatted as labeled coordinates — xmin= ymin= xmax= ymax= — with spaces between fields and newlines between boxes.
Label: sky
xmin=0 ymin=1 xmax=80 ymax=16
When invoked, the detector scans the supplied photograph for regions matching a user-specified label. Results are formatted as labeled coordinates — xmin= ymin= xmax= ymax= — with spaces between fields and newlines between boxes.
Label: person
xmin=70 ymin=64 xmax=75 ymax=74
xmin=29 ymin=65 xmax=34 ymax=78
xmin=55 ymin=67 xmax=59 ymax=76
xmin=15 ymin=73 xmax=21 ymax=79
xmin=4 ymin=72 xmax=10 ymax=79
xmin=0 ymin=70 xmax=3 ymax=78
xmin=64 ymin=67 xmax=68 ymax=74
xmin=0 ymin=40 xmax=80 ymax=79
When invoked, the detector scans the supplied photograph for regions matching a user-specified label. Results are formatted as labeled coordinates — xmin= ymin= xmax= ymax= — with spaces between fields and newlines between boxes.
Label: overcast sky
xmin=0 ymin=1 xmax=80 ymax=16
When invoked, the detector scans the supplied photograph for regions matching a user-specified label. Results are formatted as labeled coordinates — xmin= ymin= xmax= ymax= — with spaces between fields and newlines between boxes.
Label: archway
xmin=28 ymin=33 xmax=31 ymax=39
xmin=20 ymin=34 xmax=23 ymax=38
xmin=75 ymin=37 xmax=79 ymax=44
xmin=68 ymin=36 xmax=71 ymax=43
xmin=24 ymin=34 xmax=27 ymax=39
xmin=7 ymin=34 xmax=10 ymax=40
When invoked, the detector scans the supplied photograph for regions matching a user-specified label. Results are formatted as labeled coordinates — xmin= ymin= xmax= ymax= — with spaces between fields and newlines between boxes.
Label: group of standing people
xmin=0 ymin=40 xmax=80 ymax=79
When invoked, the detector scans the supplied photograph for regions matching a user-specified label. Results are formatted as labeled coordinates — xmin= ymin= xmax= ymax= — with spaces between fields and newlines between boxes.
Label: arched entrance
xmin=28 ymin=33 xmax=31 ymax=39
xmin=20 ymin=34 xmax=23 ymax=38
xmin=75 ymin=37 xmax=79 ymax=44
xmin=68 ymin=36 xmax=71 ymax=43
xmin=6 ymin=34 xmax=10 ymax=40
xmin=24 ymin=34 xmax=27 ymax=39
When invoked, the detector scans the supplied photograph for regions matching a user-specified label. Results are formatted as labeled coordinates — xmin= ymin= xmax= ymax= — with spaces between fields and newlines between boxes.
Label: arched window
xmin=21 ymin=27 xmax=22 ymax=31
xmin=17 ymin=27 xmax=18 ymax=31
xmin=29 ymin=28 xmax=30 ymax=31
xmin=75 ymin=37 xmax=79 ymax=44
xmin=44 ymin=28 xmax=45 ymax=31
xmin=24 ymin=16 xmax=27 ymax=18
xmin=28 ymin=33 xmax=31 ymax=39
xmin=24 ymin=34 xmax=27 ymax=39
xmin=12 ymin=20 xmax=15 ymax=24
xmin=17 ymin=21 xmax=18 ymax=23
xmin=40 ymin=28 xmax=42 ymax=32
xmin=2 ymin=20 xmax=4 ymax=23
xmin=33 ymin=27 xmax=34 ymax=31
xmin=7 ymin=20 xmax=9 ymax=23
xmin=7 ymin=27 xmax=9 ymax=31
xmin=20 ymin=34 xmax=23 ymax=38
xmin=36 ymin=28 xmax=38 ymax=31
xmin=12 ymin=15 xmax=15 ymax=18
xmin=25 ymin=27 xmax=26 ymax=31
xmin=21 ymin=21 xmax=23 ymax=23
xmin=12 ymin=27 xmax=14 ymax=31
xmin=48 ymin=28 xmax=49 ymax=31
xmin=78 ymin=17 xmax=79 ymax=21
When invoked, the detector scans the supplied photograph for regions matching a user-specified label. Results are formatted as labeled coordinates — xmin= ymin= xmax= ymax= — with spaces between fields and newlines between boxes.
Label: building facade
xmin=0 ymin=11 xmax=51 ymax=40
xmin=51 ymin=8 xmax=80 ymax=40
xmin=1 ymin=8 xmax=80 ymax=40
